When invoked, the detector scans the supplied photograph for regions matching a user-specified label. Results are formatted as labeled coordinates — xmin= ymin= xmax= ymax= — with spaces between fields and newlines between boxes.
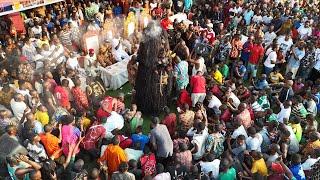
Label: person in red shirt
xmin=81 ymin=118 xmax=106 ymax=158
xmin=247 ymin=39 xmax=265 ymax=80
xmin=160 ymin=16 xmax=173 ymax=31
xmin=96 ymin=96 xmax=114 ymax=120
xmin=177 ymin=89 xmax=192 ymax=108
xmin=162 ymin=106 xmax=177 ymax=137
xmin=201 ymin=26 xmax=215 ymax=44
xmin=152 ymin=3 xmax=163 ymax=19
xmin=190 ymin=71 xmax=206 ymax=107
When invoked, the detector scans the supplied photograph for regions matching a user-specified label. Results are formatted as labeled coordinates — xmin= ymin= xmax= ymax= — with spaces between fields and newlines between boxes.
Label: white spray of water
xmin=141 ymin=20 xmax=162 ymax=42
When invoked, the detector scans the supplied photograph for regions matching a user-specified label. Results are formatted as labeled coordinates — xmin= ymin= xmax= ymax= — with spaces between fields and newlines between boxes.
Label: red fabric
xmin=8 ymin=13 xmax=26 ymax=34
xmin=202 ymin=29 xmax=215 ymax=44
xmin=220 ymin=108 xmax=232 ymax=122
xmin=97 ymin=96 xmax=114 ymax=120
xmin=162 ymin=113 xmax=177 ymax=136
xmin=160 ymin=18 xmax=172 ymax=31
xmin=271 ymin=162 xmax=284 ymax=174
xmin=210 ymin=85 xmax=223 ymax=99
xmin=140 ymin=153 xmax=156 ymax=176
xmin=71 ymin=87 xmax=89 ymax=112
xmin=248 ymin=106 xmax=255 ymax=120
xmin=153 ymin=7 xmax=163 ymax=16
xmin=240 ymin=90 xmax=251 ymax=100
xmin=177 ymin=90 xmax=192 ymax=108
xmin=96 ymin=108 xmax=111 ymax=120
xmin=81 ymin=125 xmax=106 ymax=150
xmin=54 ymin=86 xmax=70 ymax=109
xmin=291 ymin=28 xmax=299 ymax=40
xmin=190 ymin=75 xmax=206 ymax=93
xmin=249 ymin=44 xmax=264 ymax=64
xmin=118 ymin=135 xmax=132 ymax=149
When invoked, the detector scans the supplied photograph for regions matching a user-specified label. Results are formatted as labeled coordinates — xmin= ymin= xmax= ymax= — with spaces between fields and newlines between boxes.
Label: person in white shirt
xmin=191 ymin=122 xmax=208 ymax=160
xmin=112 ymin=39 xmax=130 ymax=62
xmin=309 ymin=48 xmax=320 ymax=81
xmin=263 ymin=26 xmax=277 ymax=47
xmin=66 ymin=53 xmax=81 ymax=70
xmin=10 ymin=93 xmax=27 ymax=120
xmin=103 ymin=111 xmax=124 ymax=139
xmin=200 ymin=154 xmax=220 ymax=179
xmin=225 ymin=88 xmax=241 ymax=108
xmin=262 ymin=11 xmax=273 ymax=25
xmin=124 ymin=143 xmax=143 ymax=161
xmin=264 ymin=44 xmax=279 ymax=76
xmin=84 ymin=49 xmax=99 ymax=77
xmin=246 ymin=126 xmax=263 ymax=152
xmin=22 ymin=38 xmax=37 ymax=61
xmin=231 ymin=123 xmax=248 ymax=139
xmin=153 ymin=164 xmax=171 ymax=180
xmin=277 ymin=34 xmax=293 ymax=56
xmin=277 ymin=100 xmax=292 ymax=123
xmin=298 ymin=21 xmax=312 ymax=40
xmin=252 ymin=14 xmax=263 ymax=24
xmin=50 ymin=38 xmax=66 ymax=66
xmin=305 ymin=93 xmax=317 ymax=117
xmin=191 ymin=54 xmax=206 ymax=76
xmin=229 ymin=3 xmax=242 ymax=15
xmin=31 ymin=22 xmax=42 ymax=38
xmin=206 ymin=92 xmax=222 ymax=115
xmin=302 ymin=149 xmax=320 ymax=171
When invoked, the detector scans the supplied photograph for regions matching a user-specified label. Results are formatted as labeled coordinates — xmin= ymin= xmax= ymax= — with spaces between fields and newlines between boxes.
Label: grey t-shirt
xmin=150 ymin=124 xmax=173 ymax=158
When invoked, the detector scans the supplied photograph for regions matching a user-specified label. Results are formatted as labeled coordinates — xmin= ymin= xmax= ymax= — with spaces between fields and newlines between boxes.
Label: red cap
xmin=89 ymin=48 xmax=94 ymax=53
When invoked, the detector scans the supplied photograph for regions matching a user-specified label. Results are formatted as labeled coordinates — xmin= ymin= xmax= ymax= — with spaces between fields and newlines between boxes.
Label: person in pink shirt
xmin=190 ymin=71 xmax=206 ymax=107
xmin=61 ymin=115 xmax=81 ymax=156
xmin=236 ymin=103 xmax=252 ymax=129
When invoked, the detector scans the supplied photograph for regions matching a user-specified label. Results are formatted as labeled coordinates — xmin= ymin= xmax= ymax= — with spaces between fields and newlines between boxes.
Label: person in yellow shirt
xmin=303 ymin=131 xmax=320 ymax=156
xmin=289 ymin=116 xmax=302 ymax=143
xmin=35 ymin=105 xmax=49 ymax=126
xmin=212 ymin=65 xmax=223 ymax=84
xmin=98 ymin=136 xmax=127 ymax=175
xmin=251 ymin=151 xmax=268 ymax=178
xmin=79 ymin=112 xmax=91 ymax=130
xmin=269 ymin=68 xmax=284 ymax=84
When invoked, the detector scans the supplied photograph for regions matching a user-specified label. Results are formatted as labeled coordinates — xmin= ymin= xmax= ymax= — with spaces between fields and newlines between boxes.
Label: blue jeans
xmin=264 ymin=66 xmax=273 ymax=76
xmin=246 ymin=63 xmax=258 ymax=79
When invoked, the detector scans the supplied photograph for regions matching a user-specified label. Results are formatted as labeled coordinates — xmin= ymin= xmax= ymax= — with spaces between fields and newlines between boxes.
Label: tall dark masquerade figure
xmin=135 ymin=21 xmax=173 ymax=114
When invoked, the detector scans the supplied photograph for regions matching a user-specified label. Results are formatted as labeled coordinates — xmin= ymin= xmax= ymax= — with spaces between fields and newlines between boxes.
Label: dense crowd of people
xmin=0 ymin=0 xmax=320 ymax=179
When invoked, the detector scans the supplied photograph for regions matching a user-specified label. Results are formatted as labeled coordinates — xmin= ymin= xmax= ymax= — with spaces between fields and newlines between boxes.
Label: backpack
xmin=140 ymin=153 xmax=156 ymax=176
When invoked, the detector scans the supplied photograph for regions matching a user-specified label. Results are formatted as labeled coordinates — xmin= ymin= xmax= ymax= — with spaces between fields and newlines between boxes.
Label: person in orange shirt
xmin=39 ymin=124 xmax=62 ymax=159
xmin=98 ymin=136 xmax=127 ymax=175
xmin=302 ymin=131 xmax=320 ymax=156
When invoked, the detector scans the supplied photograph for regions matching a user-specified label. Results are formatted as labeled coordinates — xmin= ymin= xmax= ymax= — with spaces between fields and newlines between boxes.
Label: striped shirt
xmin=59 ymin=30 xmax=72 ymax=46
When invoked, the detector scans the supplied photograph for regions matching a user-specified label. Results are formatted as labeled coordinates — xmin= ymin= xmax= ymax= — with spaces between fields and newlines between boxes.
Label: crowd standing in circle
xmin=0 ymin=0 xmax=320 ymax=179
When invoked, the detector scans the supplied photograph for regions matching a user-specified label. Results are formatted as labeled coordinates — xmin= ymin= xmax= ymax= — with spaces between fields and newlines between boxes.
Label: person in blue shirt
xmin=289 ymin=153 xmax=306 ymax=180
xmin=131 ymin=126 xmax=149 ymax=151
xmin=254 ymin=74 xmax=269 ymax=90
xmin=234 ymin=61 xmax=247 ymax=79
xmin=113 ymin=3 xmax=123 ymax=17
xmin=243 ymin=5 xmax=254 ymax=25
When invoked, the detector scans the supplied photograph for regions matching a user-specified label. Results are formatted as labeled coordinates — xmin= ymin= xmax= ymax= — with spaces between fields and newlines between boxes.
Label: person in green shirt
xmin=130 ymin=111 xmax=143 ymax=133
xmin=218 ymin=158 xmax=237 ymax=180
xmin=219 ymin=61 xmax=229 ymax=79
